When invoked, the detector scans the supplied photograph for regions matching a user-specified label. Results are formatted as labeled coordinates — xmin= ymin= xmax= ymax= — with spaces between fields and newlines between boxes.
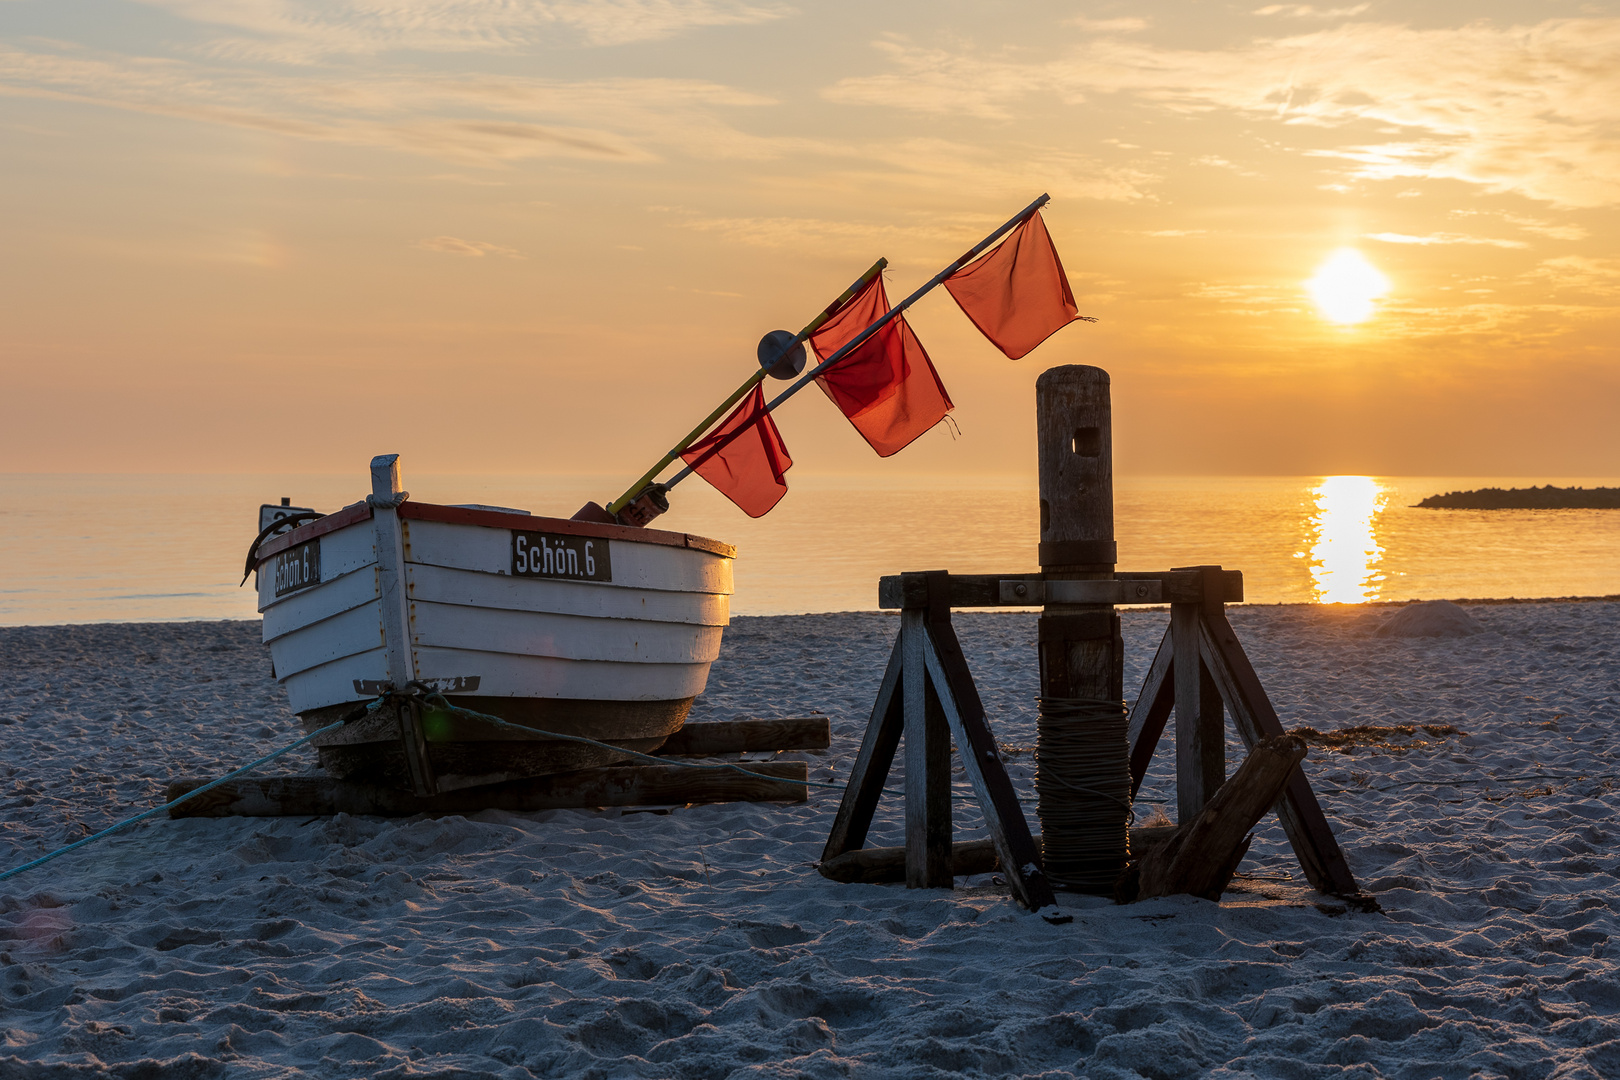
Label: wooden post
xmin=903 ymin=573 xmax=953 ymax=889
xmin=1035 ymin=366 xmax=1124 ymax=891
xmin=1172 ymin=564 xmax=1226 ymax=823
xmin=1035 ymin=366 xmax=1121 ymax=701
xmin=369 ymin=454 xmax=436 ymax=797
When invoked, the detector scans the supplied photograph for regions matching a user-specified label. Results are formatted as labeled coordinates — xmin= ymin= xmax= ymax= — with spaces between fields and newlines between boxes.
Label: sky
xmin=2 ymin=0 xmax=1617 ymax=483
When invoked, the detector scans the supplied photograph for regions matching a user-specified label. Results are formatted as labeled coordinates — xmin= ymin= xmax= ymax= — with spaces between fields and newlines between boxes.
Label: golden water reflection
xmin=1303 ymin=475 xmax=1388 ymax=603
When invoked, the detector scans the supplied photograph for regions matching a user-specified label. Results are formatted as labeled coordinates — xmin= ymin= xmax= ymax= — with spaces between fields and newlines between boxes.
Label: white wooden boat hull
xmin=255 ymin=495 xmax=734 ymax=791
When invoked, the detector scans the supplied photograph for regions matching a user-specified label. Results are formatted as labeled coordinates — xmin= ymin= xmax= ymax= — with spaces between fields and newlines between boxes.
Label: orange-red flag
xmin=809 ymin=277 xmax=953 ymax=458
xmin=679 ymin=384 xmax=792 ymax=517
xmin=943 ymin=211 xmax=1079 ymax=360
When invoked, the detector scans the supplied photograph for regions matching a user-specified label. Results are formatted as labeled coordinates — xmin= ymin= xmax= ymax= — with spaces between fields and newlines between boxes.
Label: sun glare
xmin=1304 ymin=475 xmax=1388 ymax=604
xmin=1307 ymin=249 xmax=1389 ymax=324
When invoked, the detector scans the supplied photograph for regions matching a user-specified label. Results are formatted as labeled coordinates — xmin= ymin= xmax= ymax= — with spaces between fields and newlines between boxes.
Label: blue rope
xmin=0 ymin=717 xmax=348 ymax=884
xmin=410 ymin=690 xmax=1171 ymax=806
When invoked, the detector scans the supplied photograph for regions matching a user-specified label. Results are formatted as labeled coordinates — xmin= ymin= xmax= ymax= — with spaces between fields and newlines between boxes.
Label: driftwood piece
xmin=165 ymin=761 xmax=808 ymax=818
xmin=1120 ymin=735 xmax=1306 ymax=902
xmin=817 ymin=827 xmax=1178 ymax=885
xmin=656 ymin=717 xmax=830 ymax=756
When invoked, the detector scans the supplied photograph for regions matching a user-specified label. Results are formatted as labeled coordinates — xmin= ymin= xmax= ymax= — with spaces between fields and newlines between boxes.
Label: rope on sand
xmin=0 ymin=717 xmax=349 ymax=884
xmin=2 ymin=686 xmax=1175 ymax=886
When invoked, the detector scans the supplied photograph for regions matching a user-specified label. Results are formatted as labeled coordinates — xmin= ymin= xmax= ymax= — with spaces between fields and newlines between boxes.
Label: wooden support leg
xmin=1197 ymin=609 xmax=1364 ymax=899
xmin=1127 ymin=627 xmax=1175 ymax=800
xmin=921 ymin=618 xmax=1062 ymax=917
xmin=1172 ymin=600 xmax=1225 ymax=823
xmin=903 ymin=605 xmax=953 ymax=889
xmin=821 ymin=633 xmax=905 ymax=862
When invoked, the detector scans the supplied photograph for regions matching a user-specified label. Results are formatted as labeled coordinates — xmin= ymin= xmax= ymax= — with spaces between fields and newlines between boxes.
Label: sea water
xmin=1 ymin=473 xmax=1615 ymax=626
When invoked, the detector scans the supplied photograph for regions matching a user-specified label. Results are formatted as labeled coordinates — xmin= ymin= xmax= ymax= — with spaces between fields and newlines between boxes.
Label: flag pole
xmin=606 ymin=257 xmax=889 ymax=517
xmin=663 ymin=192 xmax=1052 ymax=491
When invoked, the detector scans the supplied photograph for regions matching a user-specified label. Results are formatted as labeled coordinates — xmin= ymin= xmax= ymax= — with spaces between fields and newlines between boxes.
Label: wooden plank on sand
xmin=819 ymin=828 xmax=1179 ymax=885
xmin=166 ymin=761 xmax=808 ymax=818
xmin=657 ymin=717 xmax=830 ymax=757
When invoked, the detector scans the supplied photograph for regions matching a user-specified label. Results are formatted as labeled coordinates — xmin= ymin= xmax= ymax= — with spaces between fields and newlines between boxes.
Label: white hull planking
xmin=258 ymin=509 xmax=733 ymax=716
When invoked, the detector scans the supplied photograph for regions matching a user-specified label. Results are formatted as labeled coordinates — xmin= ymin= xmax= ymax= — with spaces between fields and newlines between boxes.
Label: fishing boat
xmin=247 ymin=193 xmax=1079 ymax=798
xmin=250 ymin=454 xmax=734 ymax=793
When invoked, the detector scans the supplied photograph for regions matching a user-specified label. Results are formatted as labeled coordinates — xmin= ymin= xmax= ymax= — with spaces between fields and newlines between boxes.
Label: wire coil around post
xmin=1035 ymin=695 xmax=1131 ymax=894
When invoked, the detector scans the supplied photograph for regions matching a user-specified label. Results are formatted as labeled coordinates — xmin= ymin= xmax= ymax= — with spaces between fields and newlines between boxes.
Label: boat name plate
xmin=511 ymin=531 xmax=612 ymax=583
xmin=271 ymin=539 xmax=322 ymax=597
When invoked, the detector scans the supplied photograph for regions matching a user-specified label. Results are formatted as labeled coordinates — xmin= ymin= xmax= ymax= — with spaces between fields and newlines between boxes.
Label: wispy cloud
xmin=135 ymin=0 xmax=791 ymax=58
xmin=416 ymin=236 xmax=525 ymax=258
xmin=1524 ymin=256 xmax=1620 ymax=295
xmin=1365 ymin=232 xmax=1528 ymax=249
xmin=0 ymin=47 xmax=779 ymax=165
xmin=1252 ymin=5 xmax=1369 ymax=18
xmin=825 ymin=18 xmax=1620 ymax=208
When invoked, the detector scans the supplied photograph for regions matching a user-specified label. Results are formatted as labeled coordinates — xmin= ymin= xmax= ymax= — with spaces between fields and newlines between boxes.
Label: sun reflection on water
xmin=1303 ymin=476 xmax=1388 ymax=604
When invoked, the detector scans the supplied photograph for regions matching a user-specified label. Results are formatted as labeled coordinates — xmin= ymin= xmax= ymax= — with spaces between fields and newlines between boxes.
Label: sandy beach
xmin=3 ymin=601 xmax=1619 ymax=1078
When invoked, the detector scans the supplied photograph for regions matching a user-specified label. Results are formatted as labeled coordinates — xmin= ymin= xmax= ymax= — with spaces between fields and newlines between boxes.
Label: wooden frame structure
xmin=832 ymin=564 xmax=1366 ymax=903
xmin=822 ymin=571 xmax=1065 ymax=919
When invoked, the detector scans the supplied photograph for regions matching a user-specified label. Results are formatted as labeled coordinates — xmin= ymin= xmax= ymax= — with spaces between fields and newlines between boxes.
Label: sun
xmin=1306 ymin=249 xmax=1390 ymax=324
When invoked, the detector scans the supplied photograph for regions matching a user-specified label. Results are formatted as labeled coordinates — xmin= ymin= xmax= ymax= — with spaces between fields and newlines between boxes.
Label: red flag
xmin=680 ymin=384 xmax=792 ymax=518
xmin=809 ymin=277 xmax=953 ymax=458
xmin=943 ymin=211 xmax=1079 ymax=360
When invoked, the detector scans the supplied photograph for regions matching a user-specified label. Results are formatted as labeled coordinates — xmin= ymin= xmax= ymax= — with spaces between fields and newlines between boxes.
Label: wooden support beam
xmin=877 ymin=570 xmax=1244 ymax=610
xmin=1172 ymin=600 xmax=1225 ymax=823
xmin=920 ymin=597 xmax=1059 ymax=914
xmin=821 ymin=633 xmax=905 ymax=862
xmin=1124 ymin=735 xmax=1307 ymax=902
xmin=166 ymin=761 xmax=809 ymax=818
xmin=1196 ymin=609 xmax=1364 ymax=899
xmin=903 ymin=581 xmax=953 ymax=889
xmin=657 ymin=717 xmax=830 ymax=757
xmin=818 ymin=828 xmax=1179 ymax=885
xmin=1127 ymin=628 xmax=1175 ymax=800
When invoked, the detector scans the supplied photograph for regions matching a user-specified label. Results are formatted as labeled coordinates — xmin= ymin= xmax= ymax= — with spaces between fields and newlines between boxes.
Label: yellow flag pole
xmin=606 ymin=257 xmax=888 ymax=517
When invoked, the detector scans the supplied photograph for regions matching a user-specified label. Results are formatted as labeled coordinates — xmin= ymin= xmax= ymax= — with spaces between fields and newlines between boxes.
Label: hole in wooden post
xmin=1071 ymin=427 xmax=1101 ymax=457
xmin=1040 ymin=498 xmax=1050 ymax=533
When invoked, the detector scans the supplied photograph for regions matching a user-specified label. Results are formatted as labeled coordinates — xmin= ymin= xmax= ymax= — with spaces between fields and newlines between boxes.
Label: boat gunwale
xmin=256 ymin=499 xmax=735 ymax=564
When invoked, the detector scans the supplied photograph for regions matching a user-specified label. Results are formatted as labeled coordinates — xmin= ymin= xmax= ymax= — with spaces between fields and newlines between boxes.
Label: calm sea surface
xmin=1 ymin=473 xmax=1616 ymax=626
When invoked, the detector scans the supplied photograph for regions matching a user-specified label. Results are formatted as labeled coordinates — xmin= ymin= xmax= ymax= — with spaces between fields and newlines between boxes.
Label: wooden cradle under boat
xmin=253 ymin=455 xmax=735 ymax=793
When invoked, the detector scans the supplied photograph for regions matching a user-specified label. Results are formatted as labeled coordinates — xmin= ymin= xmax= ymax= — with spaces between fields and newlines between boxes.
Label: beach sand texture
xmin=2 ymin=602 xmax=1618 ymax=1079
